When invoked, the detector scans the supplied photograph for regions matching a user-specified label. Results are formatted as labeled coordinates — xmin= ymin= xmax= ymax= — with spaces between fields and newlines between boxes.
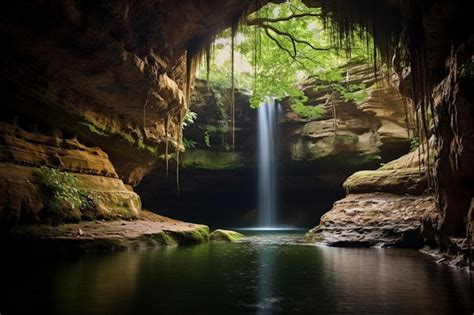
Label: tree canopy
xmin=196 ymin=0 xmax=374 ymax=119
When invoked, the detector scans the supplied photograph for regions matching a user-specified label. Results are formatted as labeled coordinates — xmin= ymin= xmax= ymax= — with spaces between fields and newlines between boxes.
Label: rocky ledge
xmin=1 ymin=211 xmax=209 ymax=254
xmin=306 ymin=149 xmax=438 ymax=248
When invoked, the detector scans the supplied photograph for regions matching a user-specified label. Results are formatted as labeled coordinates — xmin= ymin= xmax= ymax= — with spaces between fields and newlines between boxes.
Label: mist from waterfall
xmin=257 ymin=97 xmax=280 ymax=228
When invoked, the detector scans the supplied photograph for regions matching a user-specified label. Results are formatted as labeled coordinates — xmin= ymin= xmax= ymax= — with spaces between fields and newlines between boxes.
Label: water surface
xmin=2 ymin=231 xmax=473 ymax=314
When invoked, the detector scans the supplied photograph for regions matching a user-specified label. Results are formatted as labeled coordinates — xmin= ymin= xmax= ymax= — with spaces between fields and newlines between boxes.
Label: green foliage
xmin=36 ymin=166 xmax=100 ymax=223
xmin=333 ymin=82 xmax=369 ymax=103
xmin=183 ymin=110 xmax=197 ymax=127
xmin=291 ymin=103 xmax=326 ymax=119
xmin=183 ymin=138 xmax=197 ymax=150
xmin=410 ymin=137 xmax=419 ymax=152
xmin=204 ymin=130 xmax=211 ymax=147
xmin=197 ymin=0 xmax=373 ymax=115
xmin=200 ymin=85 xmax=230 ymax=149
xmin=463 ymin=58 xmax=474 ymax=78
xmin=181 ymin=111 xmax=198 ymax=151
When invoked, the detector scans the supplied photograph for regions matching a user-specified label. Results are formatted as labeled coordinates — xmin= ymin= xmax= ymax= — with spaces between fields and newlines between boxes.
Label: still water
xmin=2 ymin=231 xmax=473 ymax=314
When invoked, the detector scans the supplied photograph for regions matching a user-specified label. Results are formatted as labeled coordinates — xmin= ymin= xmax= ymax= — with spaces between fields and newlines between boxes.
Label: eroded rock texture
xmin=0 ymin=122 xmax=140 ymax=224
xmin=306 ymin=149 xmax=437 ymax=247
xmin=1 ymin=1 xmax=258 ymax=185
xmin=0 ymin=0 xmax=260 ymax=225
xmin=303 ymin=0 xmax=473 ymax=265
xmin=285 ymin=63 xmax=413 ymax=162
xmin=185 ymin=62 xmax=413 ymax=169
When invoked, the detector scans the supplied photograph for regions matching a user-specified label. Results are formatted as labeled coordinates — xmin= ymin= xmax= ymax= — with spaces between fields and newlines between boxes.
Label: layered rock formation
xmin=0 ymin=1 xmax=267 ymax=250
xmin=0 ymin=0 xmax=263 ymax=228
xmin=0 ymin=122 xmax=140 ymax=224
xmin=306 ymin=149 xmax=437 ymax=247
xmin=2 ymin=211 xmax=209 ymax=254
xmin=137 ymin=69 xmax=414 ymax=227
xmin=1 ymin=1 xmax=261 ymax=185
xmin=284 ymin=63 xmax=413 ymax=163
xmin=0 ymin=0 xmax=472 ymax=261
xmin=185 ymin=62 xmax=413 ymax=169
xmin=299 ymin=0 xmax=473 ymax=265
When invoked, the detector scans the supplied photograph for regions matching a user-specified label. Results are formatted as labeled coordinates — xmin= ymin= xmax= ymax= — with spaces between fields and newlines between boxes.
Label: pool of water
xmin=2 ymin=231 xmax=473 ymax=314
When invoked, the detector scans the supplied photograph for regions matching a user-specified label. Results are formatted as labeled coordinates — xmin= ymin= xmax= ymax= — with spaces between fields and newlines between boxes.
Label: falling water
xmin=257 ymin=97 xmax=280 ymax=227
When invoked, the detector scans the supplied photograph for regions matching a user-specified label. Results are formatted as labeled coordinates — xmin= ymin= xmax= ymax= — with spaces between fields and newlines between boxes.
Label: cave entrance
xmin=137 ymin=0 xmax=415 ymax=229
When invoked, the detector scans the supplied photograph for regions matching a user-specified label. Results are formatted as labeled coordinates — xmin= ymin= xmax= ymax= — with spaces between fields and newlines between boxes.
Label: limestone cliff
xmin=306 ymin=149 xmax=437 ymax=248
xmin=0 ymin=122 xmax=140 ymax=224
xmin=283 ymin=63 xmax=413 ymax=162
xmin=303 ymin=0 xmax=473 ymax=265
xmin=0 ymin=0 xmax=261 ymax=225
xmin=184 ymin=62 xmax=413 ymax=170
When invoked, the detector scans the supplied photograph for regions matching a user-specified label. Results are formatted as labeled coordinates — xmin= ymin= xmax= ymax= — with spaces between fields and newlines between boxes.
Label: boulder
xmin=306 ymin=149 xmax=437 ymax=248
xmin=209 ymin=229 xmax=244 ymax=242
xmin=306 ymin=193 xmax=436 ymax=247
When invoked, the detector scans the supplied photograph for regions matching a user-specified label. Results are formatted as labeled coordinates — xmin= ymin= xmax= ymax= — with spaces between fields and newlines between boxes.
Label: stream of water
xmin=2 ymin=231 xmax=473 ymax=314
xmin=257 ymin=98 xmax=280 ymax=227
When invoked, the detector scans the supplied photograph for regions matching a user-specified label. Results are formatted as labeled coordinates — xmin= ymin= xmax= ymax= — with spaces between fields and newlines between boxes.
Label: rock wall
xmin=185 ymin=63 xmax=413 ymax=169
xmin=137 ymin=66 xmax=414 ymax=228
xmin=0 ymin=1 xmax=262 ymax=183
xmin=0 ymin=122 xmax=140 ymax=225
xmin=0 ymin=0 xmax=261 ymax=225
xmin=306 ymin=149 xmax=437 ymax=247
xmin=283 ymin=63 xmax=413 ymax=163
xmin=305 ymin=0 xmax=473 ymax=265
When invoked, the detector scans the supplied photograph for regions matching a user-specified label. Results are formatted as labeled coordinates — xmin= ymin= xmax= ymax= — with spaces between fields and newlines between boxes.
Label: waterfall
xmin=257 ymin=97 xmax=280 ymax=227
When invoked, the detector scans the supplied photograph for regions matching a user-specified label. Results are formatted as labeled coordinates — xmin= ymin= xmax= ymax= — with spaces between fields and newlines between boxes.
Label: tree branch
xmin=248 ymin=13 xmax=322 ymax=24
xmin=248 ymin=19 xmax=332 ymax=54
xmin=264 ymin=28 xmax=296 ymax=59
xmin=263 ymin=29 xmax=309 ymax=70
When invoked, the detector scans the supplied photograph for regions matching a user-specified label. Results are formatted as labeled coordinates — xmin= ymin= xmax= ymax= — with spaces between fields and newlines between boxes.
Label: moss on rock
xmin=182 ymin=150 xmax=244 ymax=170
xmin=209 ymin=229 xmax=244 ymax=242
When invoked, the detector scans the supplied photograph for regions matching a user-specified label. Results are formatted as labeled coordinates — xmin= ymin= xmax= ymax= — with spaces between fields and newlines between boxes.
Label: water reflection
xmin=2 ymin=233 xmax=473 ymax=314
xmin=256 ymin=246 xmax=280 ymax=314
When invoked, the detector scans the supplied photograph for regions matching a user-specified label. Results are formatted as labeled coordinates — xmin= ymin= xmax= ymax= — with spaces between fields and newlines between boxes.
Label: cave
xmin=0 ymin=0 xmax=473 ymax=314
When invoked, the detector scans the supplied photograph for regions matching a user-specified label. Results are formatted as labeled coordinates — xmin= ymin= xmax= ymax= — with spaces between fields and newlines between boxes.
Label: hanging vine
xmin=165 ymin=114 xmax=170 ymax=177
xmin=176 ymin=111 xmax=182 ymax=195
xmin=230 ymin=22 xmax=237 ymax=150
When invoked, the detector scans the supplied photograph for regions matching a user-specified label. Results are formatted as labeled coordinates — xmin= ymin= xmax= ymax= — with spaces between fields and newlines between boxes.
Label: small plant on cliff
xmin=333 ymin=82 xmax=369 ymax=103
xmin=204 ymin=130 xmax=211 ymax=147
xmin=291 ymin=102 xmax=326 ymax=119
xmin=36 ymin=166 xmax=98 ymax=223
xmin=183 ymin=110 xmax=197 ymax=127
xmin=409 ymin=137 xmax=420 ymax=152
xmin=183 ymin=138 xmax=197 ymax=150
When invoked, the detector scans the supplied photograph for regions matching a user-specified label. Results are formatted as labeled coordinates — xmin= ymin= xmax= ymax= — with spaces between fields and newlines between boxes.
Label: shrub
xmin=36 ymin=167 xmax=99 ymax=223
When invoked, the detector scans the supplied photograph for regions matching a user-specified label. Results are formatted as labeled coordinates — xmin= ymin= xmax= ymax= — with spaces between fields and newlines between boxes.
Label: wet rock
xmin=343 ymin=167 xmax=427 ymax=195
xmin=306 ymin=150 xmax=437 ymax=248
xmin=209 ymin=229 xmax=244 ymax=242
xmin=306 ymin=193 xmax=436 ymax=248
xmin=1 ymin=211 xmax=209 ymax=254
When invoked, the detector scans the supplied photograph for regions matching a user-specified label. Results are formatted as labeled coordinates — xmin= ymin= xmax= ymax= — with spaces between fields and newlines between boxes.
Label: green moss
xmin=182 ymin=150 xmax=244 ymax=170
xmin=209 ymin=229 xmax=244 ymax=242
xmin=335 ymin=134 xmax=359 ymax=144
xmin=137 ymin=139 xmax=158 ymax=154
xmin=79 ymin=122 xmax=108 ymax=137
xmin=79 ymin=120 xmax=157 ymax=156
xmin=133 ymin=231 xmax=177 ymax=247
xmin=165 ymin=225 xmax=210 ymax=245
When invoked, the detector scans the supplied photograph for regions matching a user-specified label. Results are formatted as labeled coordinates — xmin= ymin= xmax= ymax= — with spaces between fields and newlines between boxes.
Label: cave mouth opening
xmin=136 ymin=0 xmax=414 ymax=230
xmin=1 ymin=0 xmax=473 ymax=313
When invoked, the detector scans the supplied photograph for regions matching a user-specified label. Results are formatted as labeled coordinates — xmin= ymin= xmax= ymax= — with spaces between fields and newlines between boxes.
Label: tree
xmin=196 ymin=0 xmax=373 ymax=119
